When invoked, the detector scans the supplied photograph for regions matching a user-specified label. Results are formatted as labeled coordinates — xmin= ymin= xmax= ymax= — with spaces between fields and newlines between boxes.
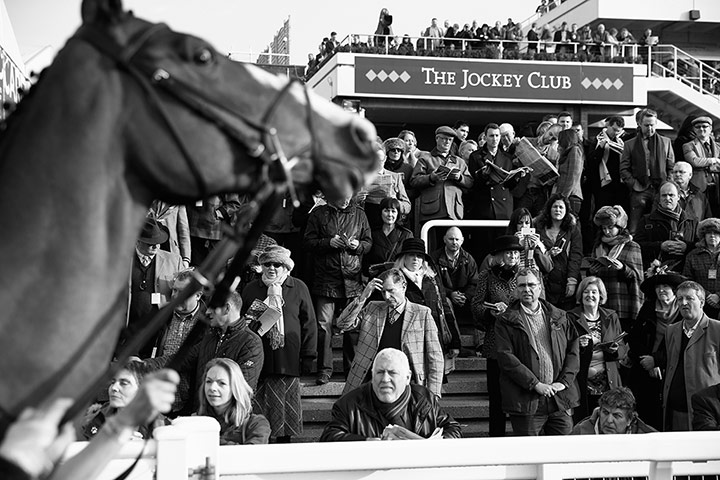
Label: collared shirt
xmin=136 ymin=248 xmax=155 ymax=267
xmin=444 ymin=248 xmax=460 ymax=269
xmin=387 ymin=299 xmax=407 ymax=324
xmin=682 ymin=316 xmax=702 ymax=338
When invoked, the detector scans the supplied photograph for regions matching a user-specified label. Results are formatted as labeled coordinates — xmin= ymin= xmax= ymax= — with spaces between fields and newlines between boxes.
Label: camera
xmin=520 ymin=227 xmax=535 ymax=236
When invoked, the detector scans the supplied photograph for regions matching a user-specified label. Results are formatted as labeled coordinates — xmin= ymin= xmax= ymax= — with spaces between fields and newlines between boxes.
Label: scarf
xmin=401 ymin=265 xmax=425 ymax=290
xmin=595 ymin=232 xmax=631 ymax=259
xmin=261 ymin=270 xmax=290 ymax=350
xmin=631 ymin=133 xmax=663 ymax=187
xmin=372 ymin=384 xmax=412 ymax=429
xmin=655 ymin=202 xmax=682 ymax=225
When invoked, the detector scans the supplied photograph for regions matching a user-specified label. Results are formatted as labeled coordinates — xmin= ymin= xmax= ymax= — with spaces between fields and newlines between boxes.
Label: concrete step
xmin=329 ymin=333 xmax=478 ymax=349
xmin=302 ymin=396 xmax=488 ymax=423
xmin=300 ymin=371 xmax=487 ymax=398
xmin=324 ymin=355 xmax=486 ymax=374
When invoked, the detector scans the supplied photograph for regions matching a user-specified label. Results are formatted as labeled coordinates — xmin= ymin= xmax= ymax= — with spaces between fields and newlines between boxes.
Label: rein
xmin=45 ymin=23 xmax=320 ymax=425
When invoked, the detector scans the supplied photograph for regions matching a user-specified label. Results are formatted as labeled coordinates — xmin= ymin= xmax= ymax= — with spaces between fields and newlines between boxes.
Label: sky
xmin=6 ymin=0 xmax=539 ymax=68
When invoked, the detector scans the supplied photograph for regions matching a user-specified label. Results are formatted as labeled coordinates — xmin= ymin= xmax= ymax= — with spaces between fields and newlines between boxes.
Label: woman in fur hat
xmin=240 ymin=246 xmax=317 ymax=443
xmin=589 ymin=205 xmax=644 ymax=333
xmin=683 ymin=217 xmax=720 ymax=318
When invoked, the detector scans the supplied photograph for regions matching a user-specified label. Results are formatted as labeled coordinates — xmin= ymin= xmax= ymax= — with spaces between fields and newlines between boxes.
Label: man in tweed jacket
xmin=337 ymin=269 xmax=444 ymax=397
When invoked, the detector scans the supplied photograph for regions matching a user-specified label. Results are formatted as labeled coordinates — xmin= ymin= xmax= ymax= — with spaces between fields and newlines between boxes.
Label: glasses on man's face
xmin=262 ymin=262 xmax=284 ymax=268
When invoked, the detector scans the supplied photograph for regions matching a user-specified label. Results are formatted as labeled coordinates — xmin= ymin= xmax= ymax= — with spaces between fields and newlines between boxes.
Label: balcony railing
xmin=649 ymin=44 xmax=720 ymax=99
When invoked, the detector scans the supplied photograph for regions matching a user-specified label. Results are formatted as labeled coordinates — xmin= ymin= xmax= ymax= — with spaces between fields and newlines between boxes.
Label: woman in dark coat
xmin=363 ymin=197 xmax=413 ymax=277
xmin=535 ymin=194 xmax=583 ymax=309
xmin=567 ymin=276 xmax=626 ymax=423
xmin=241 ymin=246 xmax=317 ymax=443
xmin=471 ymin=235 xmax=523 ymax=437
xmin=627 ymin=267 xmax=686 ymax=431
xmin=196 ymin=358 xmax=270 ymax=445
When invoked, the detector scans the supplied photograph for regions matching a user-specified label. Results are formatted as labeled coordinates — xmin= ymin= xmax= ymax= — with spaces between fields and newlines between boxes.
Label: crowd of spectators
xmin=27 ymin=105 xmax=715 ymax=453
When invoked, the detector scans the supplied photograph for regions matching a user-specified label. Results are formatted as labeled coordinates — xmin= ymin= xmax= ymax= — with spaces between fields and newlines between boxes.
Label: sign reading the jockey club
xmin=354 ymin=56 xmax=634 ymax=103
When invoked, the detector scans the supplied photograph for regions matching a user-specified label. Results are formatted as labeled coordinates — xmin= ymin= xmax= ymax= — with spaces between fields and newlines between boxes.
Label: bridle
xmin=41 ymin=21 xmax=321 ymax=425
xmin=74 ymin=21 xmax=317 ymax=205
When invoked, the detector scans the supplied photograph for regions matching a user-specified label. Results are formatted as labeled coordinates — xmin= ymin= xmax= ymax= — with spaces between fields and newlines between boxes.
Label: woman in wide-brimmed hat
xmin=626 ymin=263 xmax=686 ymax=431
xmin=471 ymin=234 xmax=524 ymax=437
xmin=393 ymin=238 xmax=461 ymax=357
xmin=567 ymin=276 xmax=627 ymax=423
xmin=683 ymin=218 xmax=720 ymax=318
xmin=589 ymin=205 xmax=644 ymax=333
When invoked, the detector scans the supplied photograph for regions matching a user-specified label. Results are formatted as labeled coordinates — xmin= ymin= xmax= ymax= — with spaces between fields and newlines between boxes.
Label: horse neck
xmin=0 ymin=48 xmax=150 ymax=307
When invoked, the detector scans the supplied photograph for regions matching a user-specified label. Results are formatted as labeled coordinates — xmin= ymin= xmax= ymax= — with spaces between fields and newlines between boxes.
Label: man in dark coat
xmin=175 ymin=291 xmax=263 ymax=414
xmin=619 ymin=108 xmax=675 ymax=234
xmin=466 ymin=123 xmax=521 ymax=220
xmin=495 ymin=267 xmax=580 ymax=436
xmin=319 ymin=348 xmax=461 ymax=441
xmin=304 ymin=186 xmax=372 ymax=384
xmin=635 ymin=181 xmax=696 ymax=270
xmin=430 ymin=226 xmax=479 ymax=328
xmin=186 ymin=194 xmax=241 ymax=265
xmin=691 ymin=382 xmax=720 ymax=430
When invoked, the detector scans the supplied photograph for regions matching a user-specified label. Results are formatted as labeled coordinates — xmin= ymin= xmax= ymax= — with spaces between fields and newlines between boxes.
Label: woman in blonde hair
xmin=197 ymin=358 xmax=270 ymax=445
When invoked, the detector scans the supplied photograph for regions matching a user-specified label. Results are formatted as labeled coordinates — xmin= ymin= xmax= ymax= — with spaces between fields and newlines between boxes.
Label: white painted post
xmin=155 ymin=416 xmax=220 ymax=480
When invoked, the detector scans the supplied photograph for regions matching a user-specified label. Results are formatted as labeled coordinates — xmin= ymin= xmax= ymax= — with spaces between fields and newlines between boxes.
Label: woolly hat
xmin=383 ymin=137 xmax=405 ymax=152
xmin=259 ymin=245 xmax=295 ymax=271
xmin=698 ymin=218 xmax=720 ymax=237
xmin=594 ymin=205 xmax=628 ymax=229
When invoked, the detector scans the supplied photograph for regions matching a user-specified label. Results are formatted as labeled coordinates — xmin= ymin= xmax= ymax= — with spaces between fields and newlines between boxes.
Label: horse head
xmin=80 ymin=0 xmax=381 ymax=204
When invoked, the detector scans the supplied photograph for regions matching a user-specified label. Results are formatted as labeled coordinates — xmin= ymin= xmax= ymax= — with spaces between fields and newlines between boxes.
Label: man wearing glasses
xmin=683 ymin=115 xmax=720 ymax=216
xmin=410 ymin=126 xmax=473 ymax=224
xmin=494 ymin=267 xmax=580 ymax=436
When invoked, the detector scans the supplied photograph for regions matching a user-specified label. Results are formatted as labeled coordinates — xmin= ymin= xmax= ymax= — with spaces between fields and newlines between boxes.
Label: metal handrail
xmin=337 ymin=33 xmax=648 ymax=59
xmin=649 ymin=44 xmax=720 ymax=99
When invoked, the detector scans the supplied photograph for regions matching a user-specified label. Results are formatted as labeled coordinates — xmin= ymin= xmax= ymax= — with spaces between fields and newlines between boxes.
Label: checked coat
xmin=337 ymin=299 xmax=444 ymax=397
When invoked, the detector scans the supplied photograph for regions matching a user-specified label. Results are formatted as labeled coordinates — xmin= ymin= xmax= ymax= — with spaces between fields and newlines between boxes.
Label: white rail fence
xmin=63 ymin=419 xmax=720 ymax=480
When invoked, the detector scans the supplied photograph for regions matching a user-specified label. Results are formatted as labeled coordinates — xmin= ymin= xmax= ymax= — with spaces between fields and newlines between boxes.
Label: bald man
xmin=320 ymin=348 xmax=462 ymax=441
xmin=672 ymin=161 xmax=710 ymax=222
xmin=430 ymin=227 xmax=479 ymax=328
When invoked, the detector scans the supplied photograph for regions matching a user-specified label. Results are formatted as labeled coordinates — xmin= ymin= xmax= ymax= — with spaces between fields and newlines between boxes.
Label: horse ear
xmin=81 ymin=0 xmax=124 ymax=24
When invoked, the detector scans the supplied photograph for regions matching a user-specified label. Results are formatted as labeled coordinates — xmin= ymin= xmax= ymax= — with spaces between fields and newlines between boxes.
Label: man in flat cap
xmin=410 ymin=126 xmax=473 ymax=225
xmin=683 ymin=115 xmax=720 ymax=216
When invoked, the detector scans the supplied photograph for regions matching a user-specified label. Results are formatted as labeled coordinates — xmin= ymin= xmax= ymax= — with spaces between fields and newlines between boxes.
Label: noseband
xmin=73 ymin=22 xmax=315 ymax=205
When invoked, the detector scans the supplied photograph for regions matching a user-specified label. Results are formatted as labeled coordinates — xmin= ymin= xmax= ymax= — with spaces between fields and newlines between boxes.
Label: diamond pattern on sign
xmin=399 ymin=71 xmax=411 ymax=83
xmin=613 ymin=79 xmax=624 ymax=89
xmin=592 ymin=78 xmax=603 ymax=89
xmin=581 ymin=78 xmax=592 ymax=89
xmin=377 ymin=70 xmax=388 ymax=81
xmin=366 ymin=70 xmax=377 ymax=81
xmin=602 ymin=79 xmax=613 ymax=89
xmin=388 ymin=71 xmax=399 ymax=82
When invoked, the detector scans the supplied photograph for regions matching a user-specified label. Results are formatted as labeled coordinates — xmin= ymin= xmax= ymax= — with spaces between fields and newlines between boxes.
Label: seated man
xmin=319 ymin=348 xmax=462 ymax=441
xmin=691 ymin=382 xmax=720 ymax=431
xmin=572 ymin=387 xmax=657 ymax=434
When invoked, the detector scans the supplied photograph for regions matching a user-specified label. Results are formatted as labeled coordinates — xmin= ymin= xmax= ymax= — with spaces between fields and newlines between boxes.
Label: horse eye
xmin=194 ymin=48 xmax=213 ymax=64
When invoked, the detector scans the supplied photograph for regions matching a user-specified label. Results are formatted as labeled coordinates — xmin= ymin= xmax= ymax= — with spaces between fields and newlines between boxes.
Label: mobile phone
xmin=557 ymin=238 xmax=567 ymax=250
xmin=521 ymin=227 xmax=535 ymax=236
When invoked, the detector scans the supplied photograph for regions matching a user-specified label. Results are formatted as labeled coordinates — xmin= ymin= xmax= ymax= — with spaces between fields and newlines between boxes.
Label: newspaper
xmin=245 ymin=299 xmax=282 ymax=336
xmin=515 ymin=137 xmax=559 ymax=186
